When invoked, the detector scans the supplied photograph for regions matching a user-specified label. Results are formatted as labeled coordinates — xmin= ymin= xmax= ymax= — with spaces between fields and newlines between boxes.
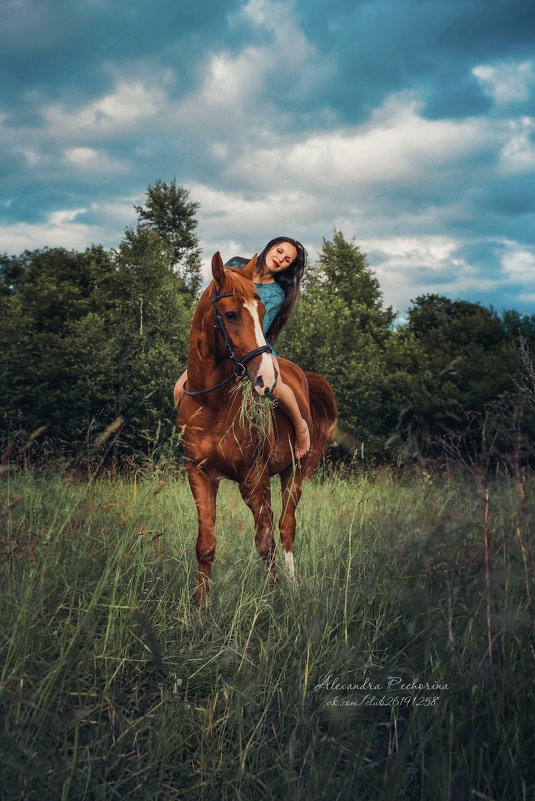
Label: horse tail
xmin=304 ymin=372 xmax=337 ymax=470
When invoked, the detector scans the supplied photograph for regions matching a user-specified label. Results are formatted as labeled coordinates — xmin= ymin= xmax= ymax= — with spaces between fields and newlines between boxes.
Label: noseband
xmin=183 ymin=284 xmax=273 ymax=397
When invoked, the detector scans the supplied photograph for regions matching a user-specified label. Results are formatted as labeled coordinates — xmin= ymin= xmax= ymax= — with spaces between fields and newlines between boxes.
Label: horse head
xmin=210 ymin=252 xmax=278 ymax=396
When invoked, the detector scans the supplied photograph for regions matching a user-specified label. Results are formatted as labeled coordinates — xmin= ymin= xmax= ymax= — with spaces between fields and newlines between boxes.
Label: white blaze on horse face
xmin=243 ymin=299 xmax=276 ymax=394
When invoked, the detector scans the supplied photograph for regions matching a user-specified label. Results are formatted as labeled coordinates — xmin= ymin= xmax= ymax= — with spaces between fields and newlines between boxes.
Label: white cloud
xmin=357 ymin=236 xmax=535 ymax=315
xmin=360 ymin=235 xmax=470 ymax=312
xmin=0 ymin=75 xmax=169 ymax=188
xmin=21 ymin=148 xmax=44 ymax=166
xmin=473 ymin=60 xmax=535 ymax=105
xmin=191 ymin=181 xmax=322 ymax=281
xmin=0 ymin=214 xmax=96 ymax=253
xmin=225 ymin=93 xmax=495 ymax=193
xmin=499 ymin=117 xmax=535 ymax=174
xmin=42 ymin=78 xmax=166 ymax=139
xmin=62 ymin=146 xmax=126 ymax=173
xmin=192 ymin=48 xmax=266 ymax=112
xmin=241 ymin=0 xmax=313 ymax=65
xmin=48 ymin=208 xmax=86 ymax=226
xmin=501 ymin=248 xmax=535 ymax=285
xmin=363 ymin=235 xmax=460 ymax=270
xmin=63 ymin=147 xmax=99 ymax=167
xmin=516 ymin=292 xmax=535 ymax=303
xmin=0 ymin=201 xmax=137 ymax=254
xmin=176 ymin=0 xmax=328 ymax=136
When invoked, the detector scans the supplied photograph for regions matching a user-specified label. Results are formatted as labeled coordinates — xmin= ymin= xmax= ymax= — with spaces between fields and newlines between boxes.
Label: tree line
xmin=1 ymin=180 xmax=534 ymax=467
xmin=279 ymin=231 xmax=535 ymax=465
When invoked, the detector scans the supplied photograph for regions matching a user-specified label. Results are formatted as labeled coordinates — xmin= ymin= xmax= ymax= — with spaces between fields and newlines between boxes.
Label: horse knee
xmin=255 ymin=528 xmax=274 ymax=559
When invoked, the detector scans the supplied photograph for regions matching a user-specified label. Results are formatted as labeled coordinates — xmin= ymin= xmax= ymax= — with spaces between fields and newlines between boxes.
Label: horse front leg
xmin=278 ymin=466 xmax=304 ymax=583
xmin=187 ymin=465 xmax=219 ymax=607
xmin=239 ymin=469 xmax=276 ymax=583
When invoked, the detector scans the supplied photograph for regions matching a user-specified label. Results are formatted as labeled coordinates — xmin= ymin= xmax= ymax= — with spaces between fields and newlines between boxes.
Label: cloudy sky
xmin=1 ymin=0 xmax=534 ymax=316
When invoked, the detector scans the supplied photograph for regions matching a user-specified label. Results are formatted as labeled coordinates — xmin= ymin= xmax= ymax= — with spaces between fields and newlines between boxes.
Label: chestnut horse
xmin=177 ymin=252 xmax=336 ymax=605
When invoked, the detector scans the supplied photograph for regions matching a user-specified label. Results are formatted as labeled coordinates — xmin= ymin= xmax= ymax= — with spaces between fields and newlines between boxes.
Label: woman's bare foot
xmin=295 ymin=419 xmax=310 ymax=460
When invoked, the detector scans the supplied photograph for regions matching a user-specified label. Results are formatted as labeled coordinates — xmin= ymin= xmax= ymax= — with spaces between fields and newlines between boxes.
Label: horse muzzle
xmin=254 ymin=372 xmax=278 ymax=396
xmin=249 ymin=355 xmax=278 ymax=397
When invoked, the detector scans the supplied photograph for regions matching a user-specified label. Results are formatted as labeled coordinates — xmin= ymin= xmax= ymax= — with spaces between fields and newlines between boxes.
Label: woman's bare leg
xmin=174 ymin=369 xmax=188 ymax=409
xmin=271 ymin=359 xmax=310 ymax=459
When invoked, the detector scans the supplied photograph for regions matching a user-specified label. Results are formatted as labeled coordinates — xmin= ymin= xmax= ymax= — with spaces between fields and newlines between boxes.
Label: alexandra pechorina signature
xmin=312 ymin=674 xmax=450 ymax=693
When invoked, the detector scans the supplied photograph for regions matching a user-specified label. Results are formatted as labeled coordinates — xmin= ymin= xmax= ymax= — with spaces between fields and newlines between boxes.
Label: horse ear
xmin=241 ymin=254 xmax=257 ymax=279
xmin=211 ymin=251 xmax=225 ymax=288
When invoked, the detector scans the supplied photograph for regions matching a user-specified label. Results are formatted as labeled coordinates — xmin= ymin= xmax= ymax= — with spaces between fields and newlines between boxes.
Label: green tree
xmin=394 ymin=294 xmax=518 ymax=448
xmin=279 ymin=231 xmax=396 ymax=459
xmin=278 ymin=235 xmax=527 ymax=463
xmin=501 ymin=308 xmax=535 ymax=350
xmin=0 ymin=181 xmax=201 ymax=460
xmin=134 ymin=179 xmax=202 ymax=298
xmin=92 ymin=226 xmax=192 ymax=449
xmin=0 ymin=246 xmax=113 ymax=438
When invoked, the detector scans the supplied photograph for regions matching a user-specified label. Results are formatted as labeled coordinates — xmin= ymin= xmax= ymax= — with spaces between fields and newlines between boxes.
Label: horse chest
xmin=181 ymin=403 xmax=272 ymax=476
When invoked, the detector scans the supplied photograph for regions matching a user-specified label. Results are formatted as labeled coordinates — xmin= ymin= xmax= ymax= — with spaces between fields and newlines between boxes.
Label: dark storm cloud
xmin=299 ymin=0 xmax=535 ymax=123
xmin=1 ymin=0 xmax=243 ymax=102
xmin=0 ymin=0 xmax=534 ymax=314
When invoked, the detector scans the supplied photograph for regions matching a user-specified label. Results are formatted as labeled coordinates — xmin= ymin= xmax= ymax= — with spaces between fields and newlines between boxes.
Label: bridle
xmin=183 ymin=284 xmax=273 ymax=397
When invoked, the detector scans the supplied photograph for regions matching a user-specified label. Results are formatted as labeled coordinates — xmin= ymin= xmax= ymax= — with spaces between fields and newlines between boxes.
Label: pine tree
xmin=279 ymin=231 xmax=396 ymax=459
xmin=134 ymin=179 xmax=202 ymax=298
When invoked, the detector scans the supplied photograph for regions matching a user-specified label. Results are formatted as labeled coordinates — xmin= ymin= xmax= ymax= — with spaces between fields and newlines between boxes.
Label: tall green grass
xmin=1 ymin=468 xmax=534 ymax=800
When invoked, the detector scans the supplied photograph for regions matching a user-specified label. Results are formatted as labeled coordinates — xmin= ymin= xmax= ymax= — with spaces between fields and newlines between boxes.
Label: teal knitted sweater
xmin=225 ymin=257 xmax=285 ymax=357
xmin=253 ymin=280 xmax=285 ymax=353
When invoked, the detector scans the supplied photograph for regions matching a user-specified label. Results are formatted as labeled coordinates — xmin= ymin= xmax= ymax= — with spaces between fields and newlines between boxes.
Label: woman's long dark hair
xmin=257 ymin=236 xmax=307 ymax=344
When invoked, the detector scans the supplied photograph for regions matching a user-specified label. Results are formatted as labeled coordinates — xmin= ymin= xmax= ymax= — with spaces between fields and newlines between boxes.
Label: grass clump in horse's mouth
xmin=230 ymin=378 xmax=277 ymax=443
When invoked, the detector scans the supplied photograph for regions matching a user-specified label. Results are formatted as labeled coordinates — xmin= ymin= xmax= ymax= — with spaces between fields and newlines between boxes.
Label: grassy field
xmin=1 ymin=465 xmax=534 ymax=800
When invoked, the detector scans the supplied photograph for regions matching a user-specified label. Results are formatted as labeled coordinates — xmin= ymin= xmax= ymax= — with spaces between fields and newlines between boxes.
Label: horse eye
xmin=253 ymin=292 xmax=261 ymax=300
xmin=224 ymin=311 xmax=238 ymax=321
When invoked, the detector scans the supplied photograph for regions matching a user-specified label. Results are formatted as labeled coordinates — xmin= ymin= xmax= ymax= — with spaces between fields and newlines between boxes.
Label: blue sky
xmin=1 ymin=0 xmax=534 ymax=316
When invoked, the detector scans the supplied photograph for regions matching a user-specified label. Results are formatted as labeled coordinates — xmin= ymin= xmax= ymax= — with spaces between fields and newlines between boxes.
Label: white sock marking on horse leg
xmin=284 ymin=550 xmax=295 ymax=580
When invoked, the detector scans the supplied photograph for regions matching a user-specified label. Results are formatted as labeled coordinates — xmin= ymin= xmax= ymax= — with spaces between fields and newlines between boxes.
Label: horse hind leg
xmin=279 ymin=467 xmax=304 ymax=584
xmin=187 ymin=467 xmax=219 ymax=607
xmin=239 ymin=474 xmax=277 ymax=583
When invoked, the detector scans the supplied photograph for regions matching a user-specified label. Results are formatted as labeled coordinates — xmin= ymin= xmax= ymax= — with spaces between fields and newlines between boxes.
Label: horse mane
xmin=194 ymin=267 xmax=256 ymax=325
xmin=217 ymin=267 xmax=256 ymax=300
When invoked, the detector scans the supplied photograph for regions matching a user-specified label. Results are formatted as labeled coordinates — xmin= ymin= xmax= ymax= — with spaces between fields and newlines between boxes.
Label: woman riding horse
xmin=174 ymin=237 xmax=310 ymax=459
xmin=177 ymin=250 xmax=336 ymax=605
